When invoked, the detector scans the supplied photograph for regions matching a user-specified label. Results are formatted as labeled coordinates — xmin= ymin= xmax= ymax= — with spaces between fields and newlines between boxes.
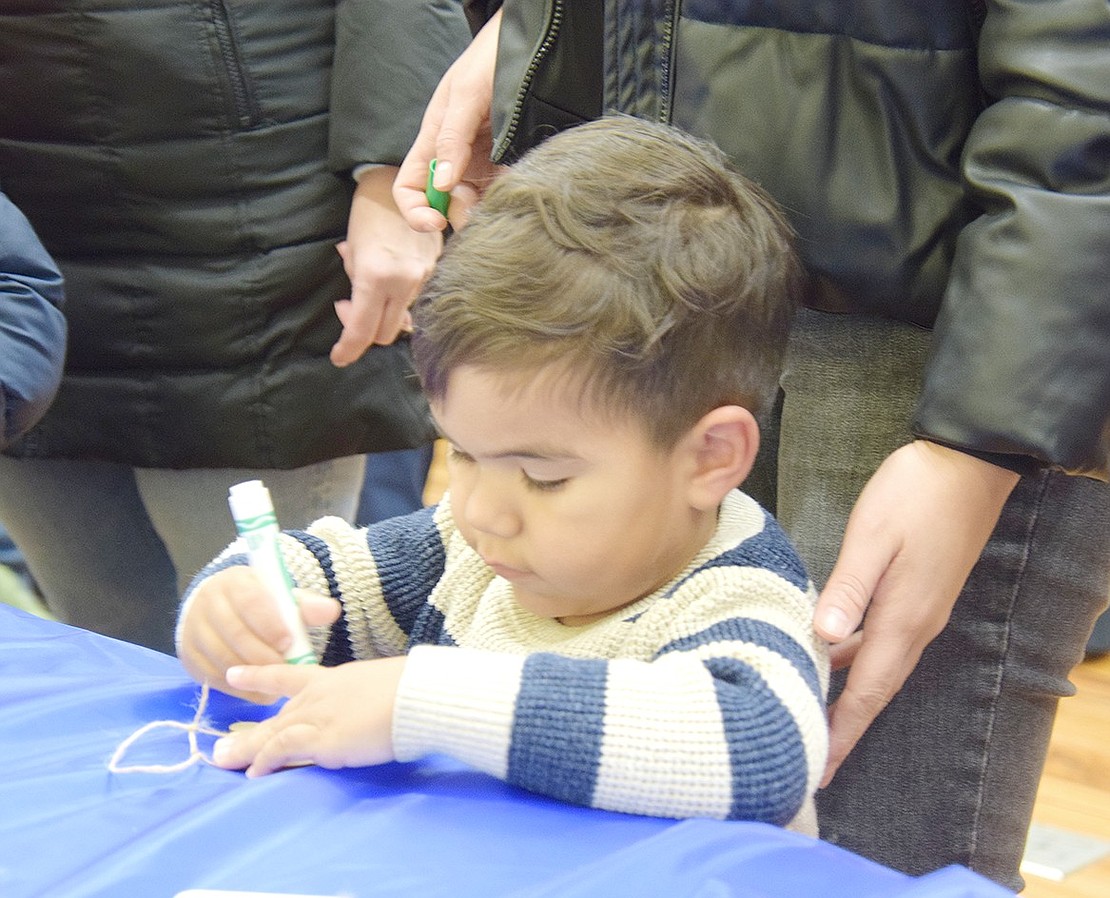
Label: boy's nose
xmin=462 ymin=475 xmax=520 ymax=539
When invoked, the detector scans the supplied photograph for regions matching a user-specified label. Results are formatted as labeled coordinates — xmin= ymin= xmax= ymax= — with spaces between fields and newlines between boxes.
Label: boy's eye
xmin=523 ymin=473 xmax=569 ymax=492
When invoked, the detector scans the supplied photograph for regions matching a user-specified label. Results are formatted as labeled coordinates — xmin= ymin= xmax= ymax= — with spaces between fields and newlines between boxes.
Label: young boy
xmin=176 ymin=116 xmax=829 ymax=834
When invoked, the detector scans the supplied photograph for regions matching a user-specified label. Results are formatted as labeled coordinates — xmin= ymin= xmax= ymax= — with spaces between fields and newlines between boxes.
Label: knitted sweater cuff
xmin=392 ymin=644 xmax=525 ymax=777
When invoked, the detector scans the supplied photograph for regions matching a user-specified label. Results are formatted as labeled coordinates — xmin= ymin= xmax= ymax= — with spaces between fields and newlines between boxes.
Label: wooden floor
xmin=1021 ymin=652 xmax=1110 ymax=897
xmin=423 ymin=441 xmax=1109 ymax=896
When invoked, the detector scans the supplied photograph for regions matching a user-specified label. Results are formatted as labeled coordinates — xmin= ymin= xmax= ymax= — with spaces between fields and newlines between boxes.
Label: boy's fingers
xmin=213 ymin=722 xmax=269 ymax=770
xmin=293 ymin=589 xmax=341 ymax=628
xmin=215 ymin=722 xmax=318 ymax=777
xmin=226 ymin=663 xmax=315 ymax=699
xmin=202 ymin=586 xmax=291 ymax=662
xmin=213 ymin=567 xmax=300 ymax=652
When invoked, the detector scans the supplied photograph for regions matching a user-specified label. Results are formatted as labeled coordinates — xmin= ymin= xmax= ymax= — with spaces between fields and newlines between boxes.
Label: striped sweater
xmin=189 ymin=489 xmax=829 ymax=833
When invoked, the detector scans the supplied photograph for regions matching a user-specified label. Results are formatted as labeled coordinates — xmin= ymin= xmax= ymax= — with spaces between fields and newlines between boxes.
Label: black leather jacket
xmin=472 ymin=0 xmax=1110 ymax=479
xmin=0 ymin=0 xmax=469 ymax=468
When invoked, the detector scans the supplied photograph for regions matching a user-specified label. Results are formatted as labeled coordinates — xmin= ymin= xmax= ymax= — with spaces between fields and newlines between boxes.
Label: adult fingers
xmin=394 ymin=10 xmax=500 ymax=229
xmin=821 ymin=631 xmax=922 ymax=786
xmin=827 ymin=631 xmax=863 ymax=671
xmin=329 ymin=297 xmax=384 ymax=367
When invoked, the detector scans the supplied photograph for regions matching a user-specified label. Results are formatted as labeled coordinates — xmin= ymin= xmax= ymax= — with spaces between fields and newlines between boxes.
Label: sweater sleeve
xmin=279 ymin=505 xmax=450 ymax=662
xmin=913 ymin=0 xmax=1110 ymax=478
xmin=0 ymin=192 xmax=66 ymax=450
xmin=328 ymin=0 xmax=472 ymax=171
xmin=177 ymin=504 xmax=449 ymax=661
xmin=392 ymin=567 xmax=828 ymax=826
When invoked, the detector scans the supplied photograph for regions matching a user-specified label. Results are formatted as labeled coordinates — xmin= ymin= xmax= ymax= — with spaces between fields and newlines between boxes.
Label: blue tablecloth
xmin=0 ymin=605 xmax=1014 ymax=897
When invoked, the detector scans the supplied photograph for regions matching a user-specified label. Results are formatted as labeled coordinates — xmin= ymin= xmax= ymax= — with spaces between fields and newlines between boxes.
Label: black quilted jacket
xmin=0 ymin=0 xmax=469 ymax=468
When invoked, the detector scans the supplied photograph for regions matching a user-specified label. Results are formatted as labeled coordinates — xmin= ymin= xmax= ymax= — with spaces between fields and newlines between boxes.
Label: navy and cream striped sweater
xmin=185 ymin=489 xmax=828 ymax=833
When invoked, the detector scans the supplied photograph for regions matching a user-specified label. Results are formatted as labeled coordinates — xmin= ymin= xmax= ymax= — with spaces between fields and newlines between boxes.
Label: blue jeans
xmin=1089 ymin=609 xmax=1110 ymax=655
xmin=747 ymin=309 xmax=1110 ymax=890
xmin=0 ymin=521 xmax=32 ymax=585
xmin=355 ymin=445 xmax=435 ymax=526
xmin=0 ymin=454 xmax=366 ymax=654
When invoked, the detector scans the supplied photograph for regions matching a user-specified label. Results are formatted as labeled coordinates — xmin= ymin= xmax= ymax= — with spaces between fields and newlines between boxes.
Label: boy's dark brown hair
xmin=412 ymin=115 xmax=802 ymax=449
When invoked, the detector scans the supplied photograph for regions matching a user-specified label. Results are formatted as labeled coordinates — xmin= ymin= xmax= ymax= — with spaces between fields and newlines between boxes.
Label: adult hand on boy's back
xmin=212 ymin=657 xmax=406 ymax=777
xmin=814 ymin=440 xmax=1020 ymax=785
xmin=177 ymin=567 xmax=340 ymax=704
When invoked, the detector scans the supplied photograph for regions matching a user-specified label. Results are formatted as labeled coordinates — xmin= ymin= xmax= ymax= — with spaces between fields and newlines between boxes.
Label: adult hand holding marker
xmin=228 ymin=480 xmax=318 ymax=666
xmin=392 ymin=9 xmax=505 ymax=232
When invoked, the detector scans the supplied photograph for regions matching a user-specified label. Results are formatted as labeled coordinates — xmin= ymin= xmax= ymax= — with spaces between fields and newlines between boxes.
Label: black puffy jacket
xmin=0 ymin=0 xmax=469 ymax=469
xmin=474 ymin=0 xmax=1110 ymax=478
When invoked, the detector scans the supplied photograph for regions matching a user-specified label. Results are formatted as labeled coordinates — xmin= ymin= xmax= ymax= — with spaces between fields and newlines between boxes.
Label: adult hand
xmin=212 ymin=657 xmax=407 ymax=776
xmin=330 ymin=165 xmax=443 ymax=367
xmin=177 ymin=567 xmax=341 ymax=703
xmin=813 ymin=440 xmax=1020 ymax=785
xmin=394 ymin=9 xmax=505 ymax=232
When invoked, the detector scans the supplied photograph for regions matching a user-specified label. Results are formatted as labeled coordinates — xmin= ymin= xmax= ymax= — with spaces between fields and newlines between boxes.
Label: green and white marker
xmin=228 ymin=479 xmax=317 ymax=665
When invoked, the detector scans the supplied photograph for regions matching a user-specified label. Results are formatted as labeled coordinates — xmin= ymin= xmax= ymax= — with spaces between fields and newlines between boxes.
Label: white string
xmin=108 ymin=681 xmax=231 ymax=774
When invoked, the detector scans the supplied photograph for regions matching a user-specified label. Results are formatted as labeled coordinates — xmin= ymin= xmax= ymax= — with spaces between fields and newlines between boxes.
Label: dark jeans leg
xmin=356 ymin=446 xmax=435 ymax=526
xmin=762 ymin=309 xmax=1110 ymax=889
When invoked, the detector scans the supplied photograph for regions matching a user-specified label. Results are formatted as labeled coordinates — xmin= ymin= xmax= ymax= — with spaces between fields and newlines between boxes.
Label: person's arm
xmin=329 ymin=166 xmax=441 ymax=365
xmin=393 ymin=8 xmax=504 ymax=232
xmin=392 ymin=617 xmax=826 ymax=824
xmin=815 ymin=440 xmax=1018 ymax=784
xmin=218 ymin=564 xmax=828 ymax=825
xmin=176 ymin=504 xmax=448 ymax=697
xmin=326 ymin=0 xmax=471 ymax=364
xmin=814 ymin=0 xmax=1110 ymax=783
xmin=914 ymin=0 xmax=1110 ymax=478
xmin=0 ymin=192 xmax=66 ymax=449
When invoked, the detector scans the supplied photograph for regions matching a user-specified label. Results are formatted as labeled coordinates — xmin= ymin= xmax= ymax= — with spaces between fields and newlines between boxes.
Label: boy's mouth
xmin=483 ymin=558 xmax=528 ymax=580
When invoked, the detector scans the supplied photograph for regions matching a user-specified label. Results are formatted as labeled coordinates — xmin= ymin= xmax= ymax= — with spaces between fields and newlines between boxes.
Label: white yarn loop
xmin=108 ymin=681 xmax=230 ymax=774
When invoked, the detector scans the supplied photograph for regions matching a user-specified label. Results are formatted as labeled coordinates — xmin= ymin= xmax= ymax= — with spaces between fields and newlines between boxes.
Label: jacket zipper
xmin=210 ymin=0 xmax=258 ymax=129
xmin=496 ymin=0 xmax=565 ymax=160
xmin=658 ymin=0 xmax=678 ymax=123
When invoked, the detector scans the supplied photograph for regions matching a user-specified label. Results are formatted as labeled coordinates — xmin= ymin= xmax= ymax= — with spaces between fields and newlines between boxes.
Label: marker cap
xmin=228 ymin=479 xmax=274 ymax=526
xmin=425 ymin=159 xmax=450 ymax=217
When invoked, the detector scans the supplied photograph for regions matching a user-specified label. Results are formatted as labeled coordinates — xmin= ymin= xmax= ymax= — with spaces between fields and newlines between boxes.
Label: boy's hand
xmin=212 ymin=657 xmax=406 ymax=776
xmin=177 ymin=567 xmax=340 ymax=703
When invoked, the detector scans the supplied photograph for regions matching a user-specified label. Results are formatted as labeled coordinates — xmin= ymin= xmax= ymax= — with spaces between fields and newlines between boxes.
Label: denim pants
xmin=355 ymin=445 xmax=435 ymax=526
xmin=747 ymin=309 xmax=1110 ymax=890
xmin=0 ymin=454 xmax=366 ymax=654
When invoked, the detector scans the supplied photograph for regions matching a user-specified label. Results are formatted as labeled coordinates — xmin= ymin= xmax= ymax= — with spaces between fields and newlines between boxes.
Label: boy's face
xmin=431 ymin=363 xmax=715 ymax=626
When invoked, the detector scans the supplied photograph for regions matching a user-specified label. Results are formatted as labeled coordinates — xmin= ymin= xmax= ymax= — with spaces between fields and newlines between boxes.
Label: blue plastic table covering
xmin=0 ymin=605 xmax=1015 ymax=897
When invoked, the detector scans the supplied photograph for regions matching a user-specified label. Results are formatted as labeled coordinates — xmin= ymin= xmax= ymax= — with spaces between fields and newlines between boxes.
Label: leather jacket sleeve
xmin=0 ymin=192 xmax=66 ymax=450
xmin=912 ymin=0 xmax=1110 ymax=479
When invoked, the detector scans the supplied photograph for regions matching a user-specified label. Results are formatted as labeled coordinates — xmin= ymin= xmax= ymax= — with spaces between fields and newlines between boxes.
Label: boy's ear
xmin=680 ymin=406 xmax=760 ymax=510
